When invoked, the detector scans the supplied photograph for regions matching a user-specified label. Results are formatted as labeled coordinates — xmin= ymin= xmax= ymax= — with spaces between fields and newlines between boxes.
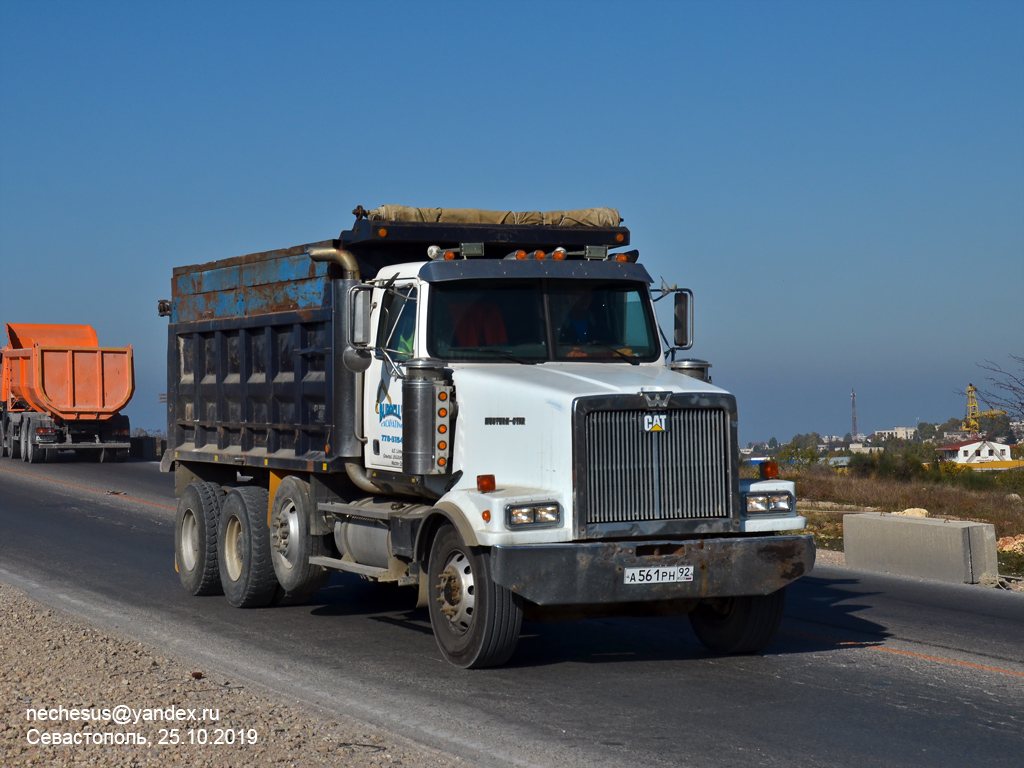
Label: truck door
xmin=364 ymin=281 xmax=418 ymax=471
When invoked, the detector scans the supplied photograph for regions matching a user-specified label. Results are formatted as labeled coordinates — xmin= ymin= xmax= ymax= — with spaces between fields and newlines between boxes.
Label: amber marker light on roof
xmin=378 ymin=228 xmax=388 ymax=237
xmin=616 ymin=233 xmax=624 ymax=242
xmin=760 ymin=460 xmax=780 ymax=480
xmin=515 ymin=250 xmax=527 ymax=260
xmin=552 ymin=248 xmax=566 ymax=260
xmin=477 ymin=474 xmax=496 ymax=493
xmin=533 ymin=250 xmax=546 ymax=260
xmin=444 ymin=250 xmax=456 ymax=260
xmin=615 ymin=253 xmax=628 ymax=262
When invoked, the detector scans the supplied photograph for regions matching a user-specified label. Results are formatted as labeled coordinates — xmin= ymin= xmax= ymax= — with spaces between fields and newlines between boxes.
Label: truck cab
xmin=164 ymin=206 xmax=813 ymax=668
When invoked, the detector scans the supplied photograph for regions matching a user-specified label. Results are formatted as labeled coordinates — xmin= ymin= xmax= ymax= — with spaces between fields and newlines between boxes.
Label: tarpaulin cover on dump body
xmin=367 ymin=205 xmax=621 ymax=227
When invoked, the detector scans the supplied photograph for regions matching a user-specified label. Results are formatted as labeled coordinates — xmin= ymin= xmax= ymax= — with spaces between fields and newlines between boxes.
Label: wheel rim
xmin=180 ymin=510 xmax=199 ymax=571
xmin=436 ymin=550 xmax=475 ymax=635
xmin=270 ymin=498 xmax=300 ymax=571
xmin=224 ymin=515 xmax=244 ymax=581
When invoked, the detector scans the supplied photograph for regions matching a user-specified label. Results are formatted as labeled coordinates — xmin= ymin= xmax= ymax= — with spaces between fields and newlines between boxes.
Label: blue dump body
xmin=167 ymin=240 xmax=361 ymax=472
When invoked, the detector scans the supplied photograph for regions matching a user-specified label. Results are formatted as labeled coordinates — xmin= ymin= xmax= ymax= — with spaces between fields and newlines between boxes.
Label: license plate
xmin=623 ymin=566 xmax=694 ymax=584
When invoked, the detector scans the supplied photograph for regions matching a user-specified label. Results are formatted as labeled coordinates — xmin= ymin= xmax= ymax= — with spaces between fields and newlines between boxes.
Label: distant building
xmin=875 ymin=427 xmax=917 ymax=441
xmin=936 ymin=439 xmax=1012 ymax=466
xmin=849 ymin=443 xmax=883 ymax=455
xmin=943 ymin=430 xmax=972 ymax=442
xmin=828 ymin=456 xmax=852 ymax=471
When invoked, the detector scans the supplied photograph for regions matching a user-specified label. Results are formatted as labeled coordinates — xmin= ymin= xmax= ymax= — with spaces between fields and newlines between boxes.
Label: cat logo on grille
xmin=643 ymin=414 xmax=668 ymax=432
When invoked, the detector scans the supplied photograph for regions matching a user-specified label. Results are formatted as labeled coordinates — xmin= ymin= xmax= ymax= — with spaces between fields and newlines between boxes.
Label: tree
xmin=777 ymin=439 xmax=819 ymax=470
xmin=973 ymin=354 xmax=1024 ymax=422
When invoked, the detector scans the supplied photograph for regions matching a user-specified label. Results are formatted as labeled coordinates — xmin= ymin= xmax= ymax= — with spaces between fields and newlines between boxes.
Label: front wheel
xmin=427 ymin=524 xmax=522 ymax=669
xmin=218 ymin=487 xmax=278 ymax=608
xmin=688 ymin=589 xmax=786 ymax=655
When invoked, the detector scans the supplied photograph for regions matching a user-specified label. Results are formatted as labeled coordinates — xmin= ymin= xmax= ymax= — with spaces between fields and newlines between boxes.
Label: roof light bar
xmin=426 ymin=242 xmax=486 ymax=260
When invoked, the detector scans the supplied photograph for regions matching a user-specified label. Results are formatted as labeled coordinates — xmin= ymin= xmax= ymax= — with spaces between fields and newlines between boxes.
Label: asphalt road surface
xmin=1 ymin=454 xmax=1022 ymax=768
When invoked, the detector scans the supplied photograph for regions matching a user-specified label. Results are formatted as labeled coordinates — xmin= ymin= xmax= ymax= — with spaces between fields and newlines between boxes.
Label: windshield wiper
xmin=593 ymin=344 xmax=641 ymax=365
xmin=454 ymin=347 xmax=539 ymax=365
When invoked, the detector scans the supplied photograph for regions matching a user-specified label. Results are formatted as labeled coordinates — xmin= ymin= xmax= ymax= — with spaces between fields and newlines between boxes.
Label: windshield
xmin=427 ymin=279 xmax=659 ymax=362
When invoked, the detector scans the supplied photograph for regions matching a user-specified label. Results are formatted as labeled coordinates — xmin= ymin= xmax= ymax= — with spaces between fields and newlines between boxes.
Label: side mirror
xmin=350 ymin=286 xmax=372 ymax=347
xmin=673 ymin=290 xmax=693 ymax=350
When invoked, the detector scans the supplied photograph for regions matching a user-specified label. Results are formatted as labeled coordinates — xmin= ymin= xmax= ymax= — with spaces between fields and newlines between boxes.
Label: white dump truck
xmin=162 ymin=205 xmax=813 ymax=668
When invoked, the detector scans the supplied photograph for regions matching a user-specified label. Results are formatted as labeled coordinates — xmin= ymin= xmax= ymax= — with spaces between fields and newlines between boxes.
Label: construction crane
xmin=961 ymin=383 xmax=1007 ymax=434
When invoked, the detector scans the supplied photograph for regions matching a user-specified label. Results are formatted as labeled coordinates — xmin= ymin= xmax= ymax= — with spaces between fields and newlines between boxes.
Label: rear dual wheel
xmin=218 ymin=487 xmax=279 ymax=608
xmin=269 ymin=476 xmax=329 ymax=605
xmin=175 ymin=482 xmax=225 ymax=596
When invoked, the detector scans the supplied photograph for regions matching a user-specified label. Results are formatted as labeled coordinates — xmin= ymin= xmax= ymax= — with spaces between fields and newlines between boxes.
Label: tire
xmin=1 ymin=420 xmax=8 ymax=458
xmin=115 ymin=449 xmax=128 ymax=463
xmin=9 ymin=422 xmax=20 ymax=460
xmin=175 ymin=482 xmax=225 ymax=596
xmin=20 ymin=425 xmax=29 ymax=462
xmin=688 ymin=588 xmax=786 ymax=655
xmin=268 ymin=476 xmax=329 ymax=604
xmin=44 ymin=449 xmax=57 ymax=462
xmin=427 ymin=524 xmax=522 ymax=669
xmin=218 ymin=487 xmax=278 ymax=608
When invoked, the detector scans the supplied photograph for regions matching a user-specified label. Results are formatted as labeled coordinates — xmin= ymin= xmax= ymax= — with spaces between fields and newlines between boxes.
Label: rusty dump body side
xmin=2 ymin=323 xmax=135 ymax=421
xmin=166 ymin=241 xmax=361 ymax=474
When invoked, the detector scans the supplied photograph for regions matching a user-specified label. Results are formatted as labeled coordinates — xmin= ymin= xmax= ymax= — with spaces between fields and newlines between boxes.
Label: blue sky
xmin=1 ymin=0 xmax=1021 ymax=444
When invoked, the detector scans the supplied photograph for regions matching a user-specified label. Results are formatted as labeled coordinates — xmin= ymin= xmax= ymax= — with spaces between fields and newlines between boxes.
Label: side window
xmin=377 ymin=285 xmax=417 ymax=360
xmin=621 ymin=291 xmax=651 ymax=348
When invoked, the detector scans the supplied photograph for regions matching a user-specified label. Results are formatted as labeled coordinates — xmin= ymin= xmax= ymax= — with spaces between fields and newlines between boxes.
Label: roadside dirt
xmin=0 ymin=582 xmax=467 ymax=768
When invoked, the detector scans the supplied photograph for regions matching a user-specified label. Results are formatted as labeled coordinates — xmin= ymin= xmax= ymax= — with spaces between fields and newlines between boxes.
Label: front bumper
xmin=489 ymin=535 xmax=815 ymax=605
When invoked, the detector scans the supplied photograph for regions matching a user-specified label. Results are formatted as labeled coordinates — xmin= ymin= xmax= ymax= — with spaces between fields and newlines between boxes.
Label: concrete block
xmin=129 ymin=437 xmax=158 ymax=461
xmin=844 ymin=513 xmax=998 ymax=584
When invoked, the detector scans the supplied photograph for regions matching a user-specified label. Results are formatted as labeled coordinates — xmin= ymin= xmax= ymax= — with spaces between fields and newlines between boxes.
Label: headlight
xmin=505 ymin=502 xmax=561 ymax=528
xmin=746 ymin=495 xmax=770 ymax=513
xmin=745 ymin=493 xmax=793 ymax=514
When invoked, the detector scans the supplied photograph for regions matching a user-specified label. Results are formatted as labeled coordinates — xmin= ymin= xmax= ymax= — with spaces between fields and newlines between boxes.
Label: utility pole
xmin=851 ymin=389 xmax=858 ymax=440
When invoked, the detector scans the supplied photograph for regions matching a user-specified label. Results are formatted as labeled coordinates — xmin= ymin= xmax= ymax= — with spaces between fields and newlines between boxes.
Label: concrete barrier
xmin=844 ymin=513 xmax=998 ymax=584
xmin=129 ymin=437 xmax=158 ymax=461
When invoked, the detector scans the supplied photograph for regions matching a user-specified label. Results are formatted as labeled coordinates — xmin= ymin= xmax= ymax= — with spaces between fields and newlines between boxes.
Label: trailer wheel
xmin=20 ymin=423 xmax=30 ymax=463
xmin=268 ymin=476 xmax=329 ymax=604
xmin=688 ymin=588 xmax=786 ymax=655
xmin=175 ymin=482 xmax=225 ymax=596
xmin=218 ymin=487 xmax=278 ymax=608
xmin=1 ymin=420 xmax=8 ymax=458
xmin=8 ymin=421 xmax=20 ymax=460
xmin=427 ymin=524 xmax=522 ymax=669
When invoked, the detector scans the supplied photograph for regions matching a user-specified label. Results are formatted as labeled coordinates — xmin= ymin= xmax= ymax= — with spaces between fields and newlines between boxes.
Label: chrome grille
xmin=583 ymin=408 xmax=731 ymax=524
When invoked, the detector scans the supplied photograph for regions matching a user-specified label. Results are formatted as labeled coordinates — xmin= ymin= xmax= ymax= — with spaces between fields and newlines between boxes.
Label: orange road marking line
xmin=784 ymin=630 xmax=1024 ymax=678
xmin=0 ymin=465 xmax=175 ymax=511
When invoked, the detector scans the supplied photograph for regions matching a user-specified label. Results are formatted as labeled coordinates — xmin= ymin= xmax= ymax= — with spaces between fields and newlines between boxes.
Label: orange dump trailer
xmin=1 ymin=323 xmax=135 ymax=463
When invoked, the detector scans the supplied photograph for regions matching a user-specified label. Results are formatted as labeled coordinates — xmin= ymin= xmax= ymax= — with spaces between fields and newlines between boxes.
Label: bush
xmin=995 ymin=468 xmax=1024 ymax=493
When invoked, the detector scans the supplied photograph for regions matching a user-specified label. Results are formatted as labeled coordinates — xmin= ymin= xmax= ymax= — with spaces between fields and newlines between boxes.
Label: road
xmin=1 ymin=454 xmax=1022 ymax=768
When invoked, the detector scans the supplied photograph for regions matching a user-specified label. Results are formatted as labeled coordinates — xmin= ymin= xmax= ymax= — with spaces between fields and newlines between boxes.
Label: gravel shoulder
xmin=1 ymin=582 xmax=467 ymax=768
